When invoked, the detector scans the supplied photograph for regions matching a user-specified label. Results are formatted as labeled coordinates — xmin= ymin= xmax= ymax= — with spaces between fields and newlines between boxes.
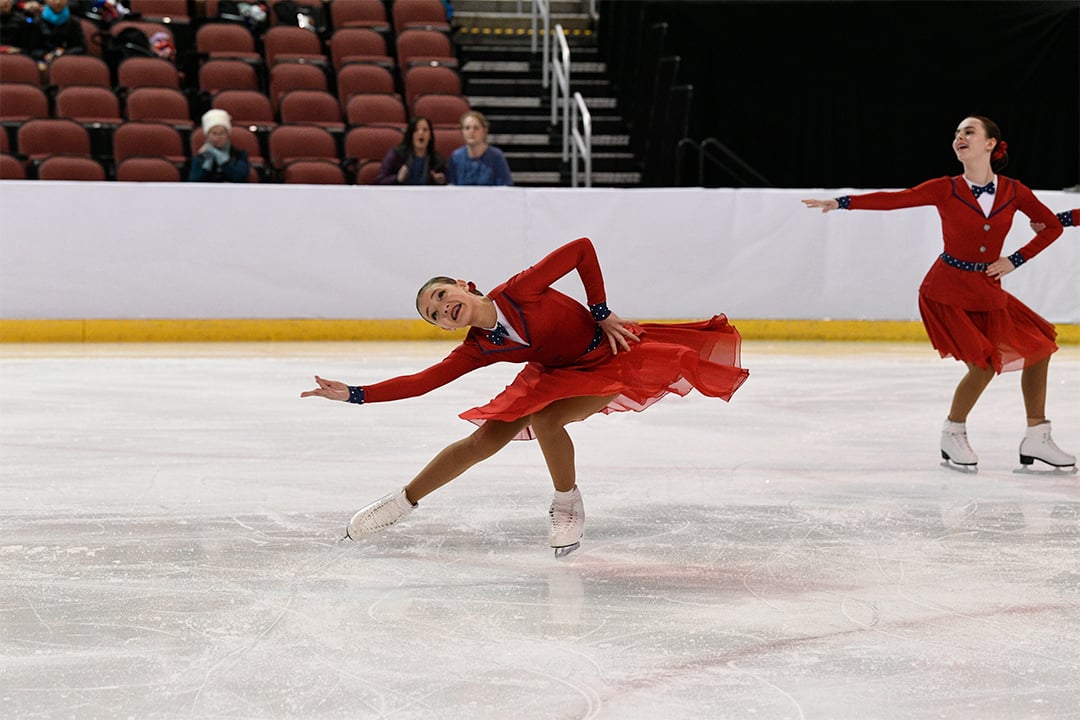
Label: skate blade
xmin=553 ymin=542 xmax=580 ymax=558
xmin=941 ymin=460 xmax=978 ymax=474
xmin=1013 ymin=464 xmax=1078 ymax=475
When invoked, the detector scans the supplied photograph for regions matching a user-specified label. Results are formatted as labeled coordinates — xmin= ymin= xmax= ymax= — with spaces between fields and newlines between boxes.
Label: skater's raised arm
xmin=506 ymin=237 xmax=639 ymax=352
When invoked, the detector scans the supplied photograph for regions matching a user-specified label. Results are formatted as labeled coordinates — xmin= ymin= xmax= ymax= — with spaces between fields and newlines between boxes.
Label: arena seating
xmin=0 ymin=0 xmax=467 ymax=183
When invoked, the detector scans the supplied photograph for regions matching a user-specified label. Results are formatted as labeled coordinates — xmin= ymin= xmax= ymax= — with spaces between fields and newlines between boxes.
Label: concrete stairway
xmin=449 ymin=0 xmax=641 ymax=187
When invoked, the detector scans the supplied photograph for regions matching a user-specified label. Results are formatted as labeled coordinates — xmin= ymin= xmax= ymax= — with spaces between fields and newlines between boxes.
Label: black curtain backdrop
xmin=599 ymin=0 xmax=1079 ymax=190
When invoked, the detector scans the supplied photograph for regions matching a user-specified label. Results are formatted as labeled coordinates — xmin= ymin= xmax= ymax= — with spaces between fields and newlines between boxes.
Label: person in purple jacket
xmin=374 ymin=116 xmax=447 ymax=186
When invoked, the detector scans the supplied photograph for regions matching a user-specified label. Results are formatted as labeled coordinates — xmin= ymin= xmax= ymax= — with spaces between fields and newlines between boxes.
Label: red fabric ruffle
xmin=460 ymin=314 xmax=749 ymax=440
xmin=918 ymin=293 xmax=1058 ymax=373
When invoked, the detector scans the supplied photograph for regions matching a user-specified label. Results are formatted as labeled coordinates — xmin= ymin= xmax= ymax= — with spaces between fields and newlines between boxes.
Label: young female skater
xmin=803 ymin=115 xmax=1074 ymax=471
xmin=301 ymin=237 xmax=749 ymax=555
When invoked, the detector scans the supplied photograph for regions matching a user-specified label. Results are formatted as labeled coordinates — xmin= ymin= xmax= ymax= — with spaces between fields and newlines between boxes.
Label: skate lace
xmin=947 ymin=427 xmax=974 ymax=454
xmin=354 ymin=496 xmax=404 ymax=534
xmin=1036 ymin=429 xmax=1065 ymax=453
xmin=550 ymin=500 xmax=582 ymax=533
xmin=549 ymin=503 xmax=575 ymax=529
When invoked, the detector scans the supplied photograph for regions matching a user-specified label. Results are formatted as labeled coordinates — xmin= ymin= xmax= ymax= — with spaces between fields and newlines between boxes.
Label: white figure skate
xmin=1016 ymin=421 xmax=1077 ymax=474
xmin=549 ymin=486 xmax=585 ymax=558
xmin=940 ymin=419 xmax=978 ymax=472
xmin=344 ymin=487 xmax=416 ymax=540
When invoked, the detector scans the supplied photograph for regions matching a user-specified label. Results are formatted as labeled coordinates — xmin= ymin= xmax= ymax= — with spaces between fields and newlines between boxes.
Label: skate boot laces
xmin=346 ymin=487 xmax=416 ymax=540
xmin=1020 ymin=422 xmax=1077 ymax=468
xmin=941 ymin=420 xmax=977 ymax=466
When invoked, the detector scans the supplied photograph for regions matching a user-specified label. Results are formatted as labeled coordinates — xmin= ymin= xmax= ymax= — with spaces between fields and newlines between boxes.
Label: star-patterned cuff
xmin=347 ymin=386 xmax=365 ymax=404
xmin=1007 ymin=251 xmax=1026 ymax=268
xmin=1057 ymin=210 xmax=1074 ymax=227
xmin=836 ymin=196 xmax=852 ymax=210
xmin=589 ymin=301 xmax=611 ymax=321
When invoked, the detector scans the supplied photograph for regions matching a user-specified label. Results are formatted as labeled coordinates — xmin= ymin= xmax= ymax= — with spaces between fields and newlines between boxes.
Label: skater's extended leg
xmin=347 ymin=417 xmax=531 ymax=539
xmin=404 ymin=416 xmax=532 ymax=503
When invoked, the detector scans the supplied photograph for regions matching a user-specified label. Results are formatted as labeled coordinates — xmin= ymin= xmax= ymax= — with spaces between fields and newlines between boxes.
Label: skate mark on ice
xmin=726 ymin=660 xmax=807 ymax=720
xmin=870 ymin=548 xmax=1076 ymax=665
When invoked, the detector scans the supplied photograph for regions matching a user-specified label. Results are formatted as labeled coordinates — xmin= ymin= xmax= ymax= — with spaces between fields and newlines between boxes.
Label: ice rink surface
xmin=1 ymin=340 xmax=1078 ymax=720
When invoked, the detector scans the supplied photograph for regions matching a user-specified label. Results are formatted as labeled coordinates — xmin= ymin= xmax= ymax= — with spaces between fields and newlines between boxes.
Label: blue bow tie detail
xmin=971 ymin=181 xmax=995 ymax=198
xmin=486 ymin=322 xmax=509 ymax=345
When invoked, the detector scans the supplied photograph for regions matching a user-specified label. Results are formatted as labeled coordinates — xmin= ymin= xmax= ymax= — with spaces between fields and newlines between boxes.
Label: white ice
xmin=1 ymin=341 xmax=1078 ymax=719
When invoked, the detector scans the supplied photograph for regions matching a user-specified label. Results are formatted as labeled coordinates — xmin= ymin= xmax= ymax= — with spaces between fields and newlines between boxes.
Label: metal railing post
xmin=533 ymin=0 xmax=551 ymax=89
xmin=550 ymin=24 xmax=570 ymax=161
xmin=570 ymin=92 xmax=592 ymax=187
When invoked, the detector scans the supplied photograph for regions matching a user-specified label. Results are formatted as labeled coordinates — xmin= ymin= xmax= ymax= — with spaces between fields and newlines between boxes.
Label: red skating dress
xmin=360 ymin=237 xmax=749 ymax=440
xmin=842 ymin=176 xmax=1064 ymax=373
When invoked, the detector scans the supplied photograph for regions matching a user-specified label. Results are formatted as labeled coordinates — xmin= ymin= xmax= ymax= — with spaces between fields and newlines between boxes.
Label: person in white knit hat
xmin=188 ymin=108 xmax=250 ymax=183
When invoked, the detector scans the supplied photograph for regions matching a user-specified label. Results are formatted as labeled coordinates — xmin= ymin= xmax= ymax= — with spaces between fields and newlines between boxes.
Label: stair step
xmin=512 ymin=170 xmax=643 ymax=187
xmin=454 ymin=24 xmax=596 ymax=39
xmin=460 ymin=59 xmax=607 ymax=74
xmin=503 ymin=142 xmax=635 ymax=155
xmin=452 ymin=0 xmax=585 ymax=13
xmin=469 ymin=95 xmax=619 ymax=110
xmin=454 ymin=13 xmax=594 ymax=32
xmin=484 ymin=114 xmax=627 ymax=131
xmin=459 ymin=42 xmax=599 ymax=55
xmin=467 ymin=77 xmax=614 ymax=90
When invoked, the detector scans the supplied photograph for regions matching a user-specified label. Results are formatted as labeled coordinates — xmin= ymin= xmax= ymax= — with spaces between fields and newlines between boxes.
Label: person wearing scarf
xmin=188 ymin=109 xmax=251 ymax=183
xmin=25 ymin=0 xmax=84 ymax=64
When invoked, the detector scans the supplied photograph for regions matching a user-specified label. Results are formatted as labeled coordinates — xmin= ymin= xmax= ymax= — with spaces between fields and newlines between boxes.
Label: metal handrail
xmin=700 ymin=138 xmax=772 ymax=187
xmin=570 ymin=91 xmax=592 ymax=187
xmin=676 ymin=137 xmax=773 ymax=187
xmin=551 ymin=23 xmax=571 ymax=161
xmin=532 ymin=0 xmax=551 ymax=88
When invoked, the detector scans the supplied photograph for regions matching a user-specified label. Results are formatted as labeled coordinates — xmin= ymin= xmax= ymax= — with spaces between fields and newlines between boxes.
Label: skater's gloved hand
xmin=300 ymin=375 xmax=350 ymax=402
xmin=600 ymin=313 xmax=640 ymax=354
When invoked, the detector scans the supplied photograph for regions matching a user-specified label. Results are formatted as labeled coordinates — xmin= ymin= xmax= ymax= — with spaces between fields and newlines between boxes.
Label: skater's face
xmin=953 ymin=117 xmax=994 ymax=162
xmin=418 ymin=279 xmax=483 ymax=330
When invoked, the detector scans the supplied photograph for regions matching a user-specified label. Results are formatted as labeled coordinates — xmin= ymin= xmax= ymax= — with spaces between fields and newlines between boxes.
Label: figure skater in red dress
xmin=803 ymin=115 xmax=1074 ymax=472
xmin=302 ymin=237 xmax=749 ymax=555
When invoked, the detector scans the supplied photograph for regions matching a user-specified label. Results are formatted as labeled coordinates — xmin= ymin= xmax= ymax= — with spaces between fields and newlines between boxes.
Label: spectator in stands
xmin=375 ymin=115 xmax=447 ymax=186
xmin=446 ymin=110 xmax=513 ymax=186
xmin=188 ymin=109 xmax=250 ymax=183
xmin=1 ymin=0 xmax=33 ymax=52
xmin=23 ymin=0 xmax=84 ymax=68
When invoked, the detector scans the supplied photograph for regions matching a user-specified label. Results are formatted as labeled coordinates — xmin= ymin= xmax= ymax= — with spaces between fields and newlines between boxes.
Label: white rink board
xmin=1 ymin=183 xmax=1077 ymax=322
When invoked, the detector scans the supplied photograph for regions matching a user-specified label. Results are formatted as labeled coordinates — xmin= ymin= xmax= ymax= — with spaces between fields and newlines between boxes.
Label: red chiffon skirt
xmin=918 ymin=293 xmax=1058 ymax=373
xmin=460 ymin=315 xmax=750 ymax=440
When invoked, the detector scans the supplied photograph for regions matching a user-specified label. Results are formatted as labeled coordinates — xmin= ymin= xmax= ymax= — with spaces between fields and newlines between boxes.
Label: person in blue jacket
xmin=446 ymin=110 xmax=513 ymax=186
